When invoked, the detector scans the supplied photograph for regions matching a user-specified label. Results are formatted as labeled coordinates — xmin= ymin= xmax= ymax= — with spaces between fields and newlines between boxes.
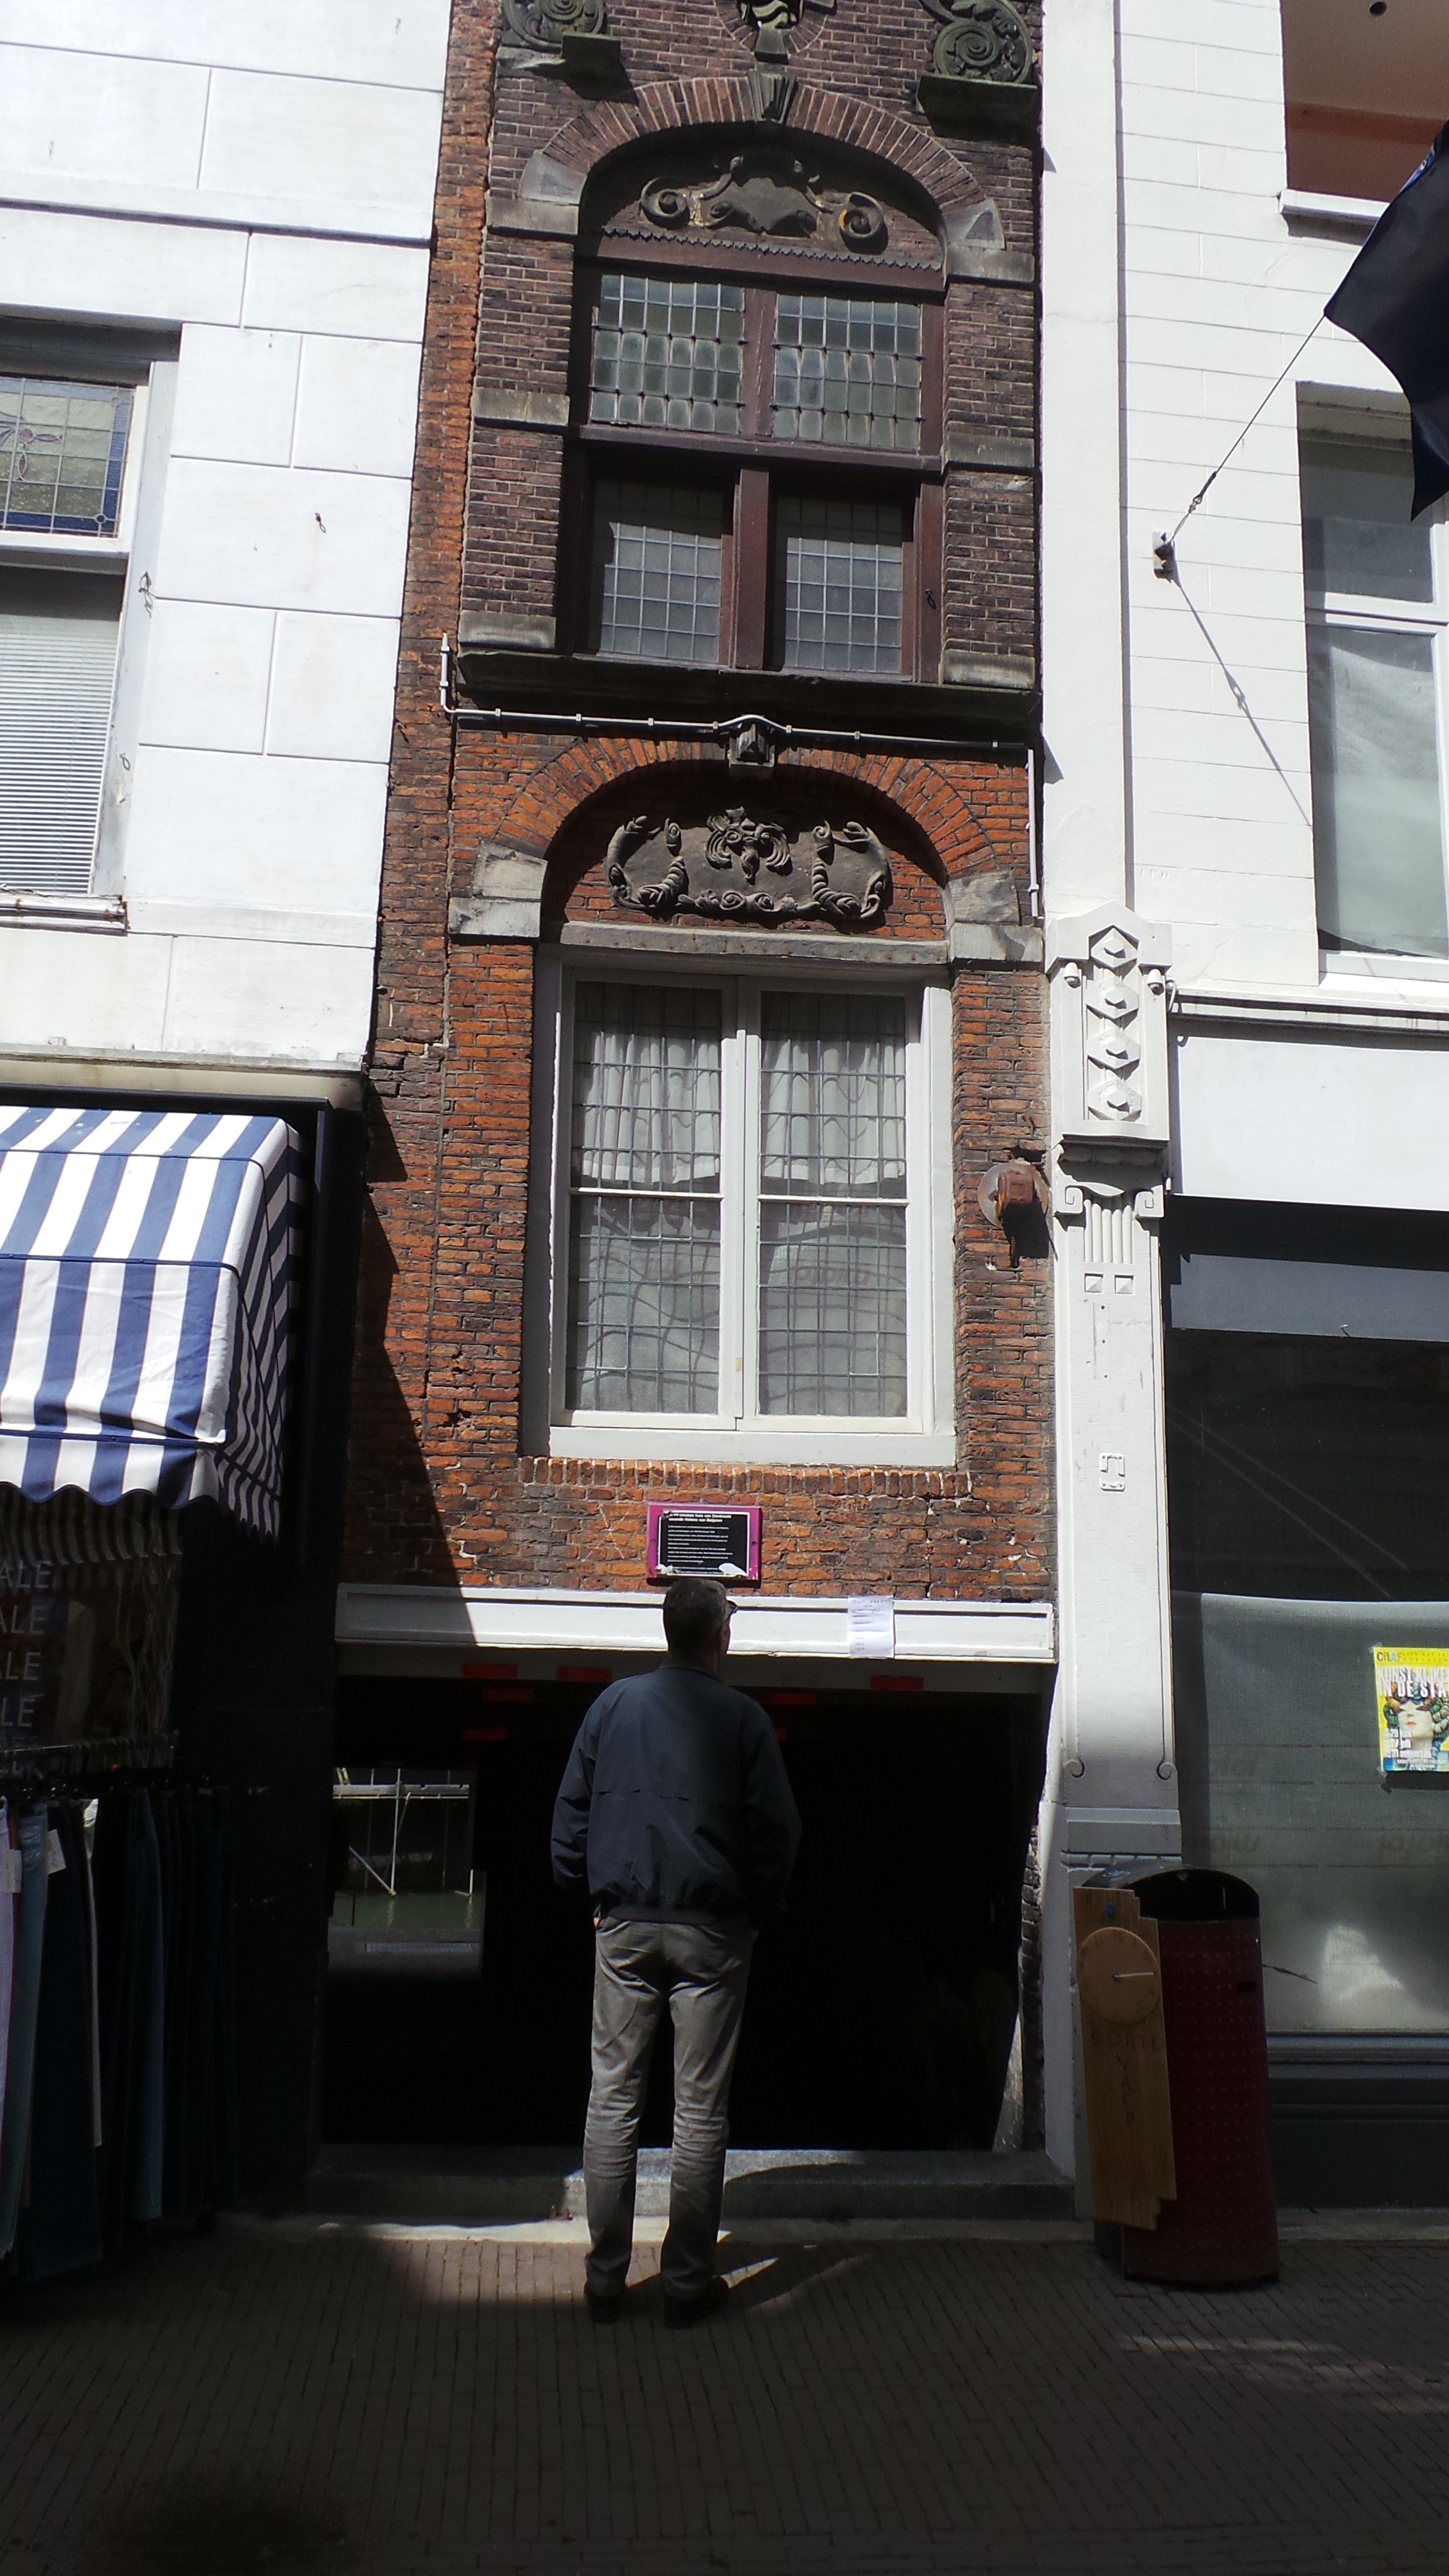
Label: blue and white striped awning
xmin=0 ymin=1108 xmax=300 ymax=1540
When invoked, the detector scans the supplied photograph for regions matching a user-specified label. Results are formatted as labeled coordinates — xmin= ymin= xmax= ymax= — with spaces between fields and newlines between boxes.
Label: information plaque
xmin=646 ymin=1504 xmax=761 ymax=1585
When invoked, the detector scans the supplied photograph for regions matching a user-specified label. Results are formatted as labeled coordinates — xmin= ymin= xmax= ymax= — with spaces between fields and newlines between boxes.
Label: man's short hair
xmin=662 ymin=1577 xmax=731 ymax=1662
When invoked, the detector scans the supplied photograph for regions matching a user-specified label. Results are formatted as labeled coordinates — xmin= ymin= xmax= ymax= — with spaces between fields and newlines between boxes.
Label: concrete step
xmin=309 ymin=2143 xmax=1073 ymax=2224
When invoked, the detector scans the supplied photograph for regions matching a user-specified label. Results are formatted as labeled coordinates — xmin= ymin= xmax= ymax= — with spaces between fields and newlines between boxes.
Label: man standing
xmin=551 ymin=1577 xmax=801 ymax=2326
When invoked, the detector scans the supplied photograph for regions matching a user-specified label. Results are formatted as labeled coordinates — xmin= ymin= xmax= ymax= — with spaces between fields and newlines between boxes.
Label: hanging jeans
xmin=0 ymin=1806 xmax=51 ymax=2258
xmin=16 ymin=1804 xmax=102 ymax=2283
xmin=0 ymin=1801 xmax=15 ymax=2151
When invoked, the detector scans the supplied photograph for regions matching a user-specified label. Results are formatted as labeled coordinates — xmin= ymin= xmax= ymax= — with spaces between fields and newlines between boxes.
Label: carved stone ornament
xmin=922 ymin=0 xmax=1034 ymax=84
xmin=605 ymin=810 xmax=893 ymax=930
xmin=736 ymin=0 xmax=835 ymax=59
xmin=501 ymin=0 xmax=607 ymax=48
xmin=641 ymin=148 xmax=887 ymax=252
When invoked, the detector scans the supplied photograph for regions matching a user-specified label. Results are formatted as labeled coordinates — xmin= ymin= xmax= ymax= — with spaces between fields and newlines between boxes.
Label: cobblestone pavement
xmin=3 ymin=2216 xmax=1449 ymax=2576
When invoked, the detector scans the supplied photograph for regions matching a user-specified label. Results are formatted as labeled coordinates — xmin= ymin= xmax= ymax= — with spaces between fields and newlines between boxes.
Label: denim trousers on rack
xmin=0 ymin=1800 xmax=15 ymax=2151
xmin=0 ymin=1805 xmax=51 ymax=2259
xmin=15 ymin=1803 xmax=102 ymax=2284
xmin=130 ymin=1792 xmax=165 ymax=2224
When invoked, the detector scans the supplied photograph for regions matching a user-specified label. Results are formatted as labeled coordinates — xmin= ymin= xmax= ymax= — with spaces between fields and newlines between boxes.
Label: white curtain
xmin=567 ymin=985 xmax=721 ymax=1412
xmin=759 ymin=994 xmax=907 ymax=1417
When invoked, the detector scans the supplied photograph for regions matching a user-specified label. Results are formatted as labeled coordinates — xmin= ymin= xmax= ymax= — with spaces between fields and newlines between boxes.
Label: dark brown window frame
xmin=562 ymin=252 xmax=945 ymax=683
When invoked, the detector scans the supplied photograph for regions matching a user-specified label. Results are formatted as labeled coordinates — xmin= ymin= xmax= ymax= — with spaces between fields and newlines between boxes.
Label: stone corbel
xmin=450 ymin=842 xmax=547 ymax=941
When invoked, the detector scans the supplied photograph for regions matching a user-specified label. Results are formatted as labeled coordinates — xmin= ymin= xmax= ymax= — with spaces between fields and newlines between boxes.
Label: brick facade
xmin=343 ymin=0 xmax=1052 ymax=1610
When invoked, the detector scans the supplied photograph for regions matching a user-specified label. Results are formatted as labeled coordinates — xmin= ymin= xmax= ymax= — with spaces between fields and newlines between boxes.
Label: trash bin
xmin=1121 ymin=1867 xmax=1278 ymax=2287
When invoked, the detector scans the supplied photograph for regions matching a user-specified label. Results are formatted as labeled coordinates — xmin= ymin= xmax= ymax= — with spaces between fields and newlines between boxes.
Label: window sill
xmin=1280 ymin=187 xmax=1386 ymax=237
xmin=1322 ymin=948 xmax=1449 ymax=987
xmin=0 ymin=892 xmax=126 ymax=935
xmin=545 ymin=1424 xmax=958 ymax=1467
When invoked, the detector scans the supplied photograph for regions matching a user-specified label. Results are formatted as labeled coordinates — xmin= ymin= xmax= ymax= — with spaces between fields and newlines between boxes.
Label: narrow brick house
xmin=328 ymin=0 xmax=1052 ymax=2163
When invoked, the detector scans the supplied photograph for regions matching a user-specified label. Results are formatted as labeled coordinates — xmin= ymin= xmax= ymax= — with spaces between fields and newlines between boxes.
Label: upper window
xmin=0 ymin=377 xmax=133 ymax=538
xmin=1301 ymin=428 xmax=1449 ymax=963
xmin=571 ymin=266 xmax=939 ymax=680
xmin=0 ymin=361 xmax=145 ymax=898
xmin=538 ymin=970 xmax=953 ymax=1463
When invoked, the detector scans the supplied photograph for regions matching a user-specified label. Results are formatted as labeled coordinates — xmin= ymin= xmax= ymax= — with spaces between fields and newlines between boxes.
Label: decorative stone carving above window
xmin=921 ymin=0 xmax=1033 ymax=84
xmin=733 ymin=0 xmax=835 ymax=59
xmin=640 ymin=149 xmax=888 ymax=254
xmin=500 ymin=0 xmax=619 ymax=76
xmin=605 ymin=810 xmax=893 ymax=930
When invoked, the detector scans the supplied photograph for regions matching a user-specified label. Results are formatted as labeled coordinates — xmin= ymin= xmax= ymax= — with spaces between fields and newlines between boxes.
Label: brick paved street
xmin=3 ymin=2218 xmax=1448 ymax=2576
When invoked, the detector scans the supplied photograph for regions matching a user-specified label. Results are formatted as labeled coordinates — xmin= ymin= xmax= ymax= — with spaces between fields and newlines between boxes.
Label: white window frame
xmin=0 ymin=329 xmax=177 ymax=905
xmin=1300 ymin=400 xmax=1449 ymax=978
xmin=523 ymin=952 xmax=956 ymax=1465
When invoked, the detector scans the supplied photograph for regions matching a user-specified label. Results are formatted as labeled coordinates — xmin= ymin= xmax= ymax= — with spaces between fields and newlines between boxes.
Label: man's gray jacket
xmin=550 ymin=1663 xmax=802 ymax=1926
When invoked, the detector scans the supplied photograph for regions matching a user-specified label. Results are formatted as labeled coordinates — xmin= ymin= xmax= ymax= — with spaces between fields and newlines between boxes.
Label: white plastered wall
xmin=0 ymin=3 xmax=448 ymax=1072
xmin=1042 ymin=0 xmax=1449 ymax=2182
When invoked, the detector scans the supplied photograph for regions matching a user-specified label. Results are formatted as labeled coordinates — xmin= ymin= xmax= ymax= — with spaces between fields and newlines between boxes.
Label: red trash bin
xmin=1121 ymin=1867 xmax=1278 ymax=2287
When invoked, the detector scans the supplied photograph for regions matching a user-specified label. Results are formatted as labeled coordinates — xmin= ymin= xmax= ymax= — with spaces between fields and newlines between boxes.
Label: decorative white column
xmin=1041 ymin=910 xmax=1182 ymax=2177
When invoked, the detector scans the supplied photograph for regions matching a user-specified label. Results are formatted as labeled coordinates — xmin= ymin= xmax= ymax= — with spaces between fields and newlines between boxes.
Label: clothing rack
xmin=0 ymin=1732 xmax=178 ymax=1791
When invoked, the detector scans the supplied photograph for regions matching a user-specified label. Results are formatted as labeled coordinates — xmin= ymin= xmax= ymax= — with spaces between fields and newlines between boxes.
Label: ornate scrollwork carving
xmin=640 ymin=148 xmax=887 ymax=253
xmin=604 ymin=811 xmax=893 ymax=931
xmin=501 ymin=0 xmax=607 ymax=47
xmin=921 ymin=0 xmax=1033 ymax=85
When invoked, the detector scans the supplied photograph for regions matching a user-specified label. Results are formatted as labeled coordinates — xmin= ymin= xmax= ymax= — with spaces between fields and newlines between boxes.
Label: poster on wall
xmin=1374 ymin=1646 xmax=1449 ymax=1772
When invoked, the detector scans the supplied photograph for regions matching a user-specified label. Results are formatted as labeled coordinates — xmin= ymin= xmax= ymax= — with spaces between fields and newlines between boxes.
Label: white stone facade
xmin=0 ymin=3 xmax=449 ymax=1085
xmin=1040 ymin=0 xmax=1449 ymax=2175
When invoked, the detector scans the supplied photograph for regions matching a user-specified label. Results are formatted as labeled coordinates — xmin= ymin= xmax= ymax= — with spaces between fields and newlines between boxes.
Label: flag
xmin=1326 ymin=123 xmax=1449 ymax=519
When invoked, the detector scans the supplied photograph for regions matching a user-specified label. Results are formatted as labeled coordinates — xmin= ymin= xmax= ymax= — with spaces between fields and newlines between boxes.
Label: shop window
xmin=569 ymin=266 xmax=939 ymax=679
xmin=537 ymin=969 xmax=953 ymax=1464
xmin=0 ymin=348 xmax=157 ymax=898
xmin=1300 ymin=423 xmax=1449 ymax=964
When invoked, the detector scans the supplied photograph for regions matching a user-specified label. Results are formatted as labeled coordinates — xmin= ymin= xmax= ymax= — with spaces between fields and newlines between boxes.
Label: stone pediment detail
xmin=640 ymin=147 xmax=888 ymax=254
xmin=605 ymin=809 xmax=893 ymax=930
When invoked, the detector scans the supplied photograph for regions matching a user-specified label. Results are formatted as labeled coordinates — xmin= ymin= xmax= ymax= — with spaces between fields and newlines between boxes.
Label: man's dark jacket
xmin=551 ymin=1663 xmax=801 ymax=1925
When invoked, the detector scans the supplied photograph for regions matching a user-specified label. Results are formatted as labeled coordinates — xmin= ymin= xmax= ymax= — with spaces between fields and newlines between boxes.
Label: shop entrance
xmin=324 ymin=1674 xmax=1045 ymax=2153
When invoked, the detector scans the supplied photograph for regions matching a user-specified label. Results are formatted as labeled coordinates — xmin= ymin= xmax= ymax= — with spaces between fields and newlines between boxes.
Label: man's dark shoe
xmin=585 ymin=2286 xmax=624 ymax=2323
xmin=662 ymin=2276 xmax=731 ymax=2328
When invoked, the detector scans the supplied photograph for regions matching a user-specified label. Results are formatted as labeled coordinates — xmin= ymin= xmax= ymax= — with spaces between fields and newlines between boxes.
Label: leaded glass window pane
xmin=590 ymin=480 xmax=723 ymax=663
xmin=567 ymin=984 xmax=721 ymax=1412
xmin=775 ymin=495 xmax=904 ymax=674
xmin=758 ymin=994 xmax=908 ymax=1417
xmin=772 ymin=297 xmax=922 ymax=453
xmin=0 ymin=378 xmax=132 ymax=537
xmin=590 ymin=274 xmax=745 ymax=435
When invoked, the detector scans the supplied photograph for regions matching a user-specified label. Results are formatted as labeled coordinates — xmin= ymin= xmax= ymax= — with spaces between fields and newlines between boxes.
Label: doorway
xmin=324 ymin=1675 xmax=1045 ymax=2152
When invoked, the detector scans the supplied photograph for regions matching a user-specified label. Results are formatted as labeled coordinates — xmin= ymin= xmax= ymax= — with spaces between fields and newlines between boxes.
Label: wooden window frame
xmin=564 ymin=257 xmax=944 ymax=681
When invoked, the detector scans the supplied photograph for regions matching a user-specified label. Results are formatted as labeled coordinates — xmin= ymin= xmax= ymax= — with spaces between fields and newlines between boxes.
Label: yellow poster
xmin=1375 ymin=1647 xmax=1449 ymax=1773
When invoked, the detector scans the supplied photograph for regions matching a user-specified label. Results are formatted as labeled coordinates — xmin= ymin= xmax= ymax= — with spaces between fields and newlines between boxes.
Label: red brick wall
xmin=342 ymin=0 xmax=1053 ymax=1606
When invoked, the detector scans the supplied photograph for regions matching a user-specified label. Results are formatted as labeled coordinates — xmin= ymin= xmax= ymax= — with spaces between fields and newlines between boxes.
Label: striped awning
xmin=0 ymin=1108 xmax=301 ymax=1540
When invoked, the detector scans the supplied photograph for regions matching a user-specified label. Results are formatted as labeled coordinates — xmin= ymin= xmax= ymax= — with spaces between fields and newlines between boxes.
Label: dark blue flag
xmin=1326 ymin=123 xmax=1449 ymax=519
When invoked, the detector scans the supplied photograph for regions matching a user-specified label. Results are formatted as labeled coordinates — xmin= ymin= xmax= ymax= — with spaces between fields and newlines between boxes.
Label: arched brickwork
xmin=486 ymin=740 xmax=1025 ymax=896
xmin=528 ymin=77 xmax=987 ymax=226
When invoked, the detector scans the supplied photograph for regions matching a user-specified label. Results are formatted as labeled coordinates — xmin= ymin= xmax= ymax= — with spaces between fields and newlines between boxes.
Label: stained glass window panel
xmin=0 ymin=378 xmax=132 ymax=537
